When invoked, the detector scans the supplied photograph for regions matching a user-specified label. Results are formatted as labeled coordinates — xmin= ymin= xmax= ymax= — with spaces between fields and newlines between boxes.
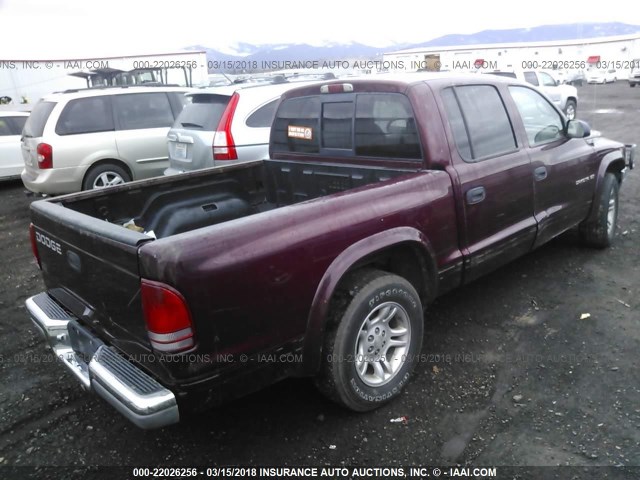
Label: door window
xmin=113 ymin=93 xmax=174 ymax=130
xmin=509 ymin=86 xmax=564 ymax=146
xmin=539 ymin=72 xmax=557 ymax=87
xmin=442 ymin=85 xmax=517 ymax=161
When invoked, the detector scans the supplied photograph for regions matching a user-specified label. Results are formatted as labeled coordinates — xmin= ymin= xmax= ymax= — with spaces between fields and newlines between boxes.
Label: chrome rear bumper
xmin=25 ymin=292 xmax=179 ymax=429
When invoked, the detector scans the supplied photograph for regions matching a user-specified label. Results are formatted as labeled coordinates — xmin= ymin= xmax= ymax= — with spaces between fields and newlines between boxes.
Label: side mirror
xmin=566 ymin=119 xmax=591 ymax=138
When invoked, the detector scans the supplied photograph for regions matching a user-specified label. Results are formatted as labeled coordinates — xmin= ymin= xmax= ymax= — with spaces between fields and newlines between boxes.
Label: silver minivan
xmin=21 ymin=86 xmax=191 ymax=195
xmin=165 ymin=80 xmax=324 ymax=175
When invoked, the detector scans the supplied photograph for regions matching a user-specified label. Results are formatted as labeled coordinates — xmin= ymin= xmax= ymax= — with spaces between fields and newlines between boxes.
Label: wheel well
xmin=606 ymin=159 xmax=626 ymax=183
xmin=566 ymin=96 xmax=577 ymax=105
xmin=335 ymin=242 xmax=436 ymax=307
xmin=84 ymin=159 xmax=133 ymax=183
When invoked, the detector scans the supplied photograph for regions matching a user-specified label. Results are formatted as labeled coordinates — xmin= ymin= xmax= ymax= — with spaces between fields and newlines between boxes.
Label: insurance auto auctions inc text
xmin=243 ymin=466 xmax=497 ymax=477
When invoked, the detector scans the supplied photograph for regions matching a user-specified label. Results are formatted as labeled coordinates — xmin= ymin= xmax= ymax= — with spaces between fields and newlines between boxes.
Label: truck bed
xmin=48 ymin=160 xmax=417 ymax=239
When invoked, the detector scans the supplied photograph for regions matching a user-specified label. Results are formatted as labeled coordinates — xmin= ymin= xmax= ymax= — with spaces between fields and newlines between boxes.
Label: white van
xmin=21 ymin=86 xmax=191 ymax=195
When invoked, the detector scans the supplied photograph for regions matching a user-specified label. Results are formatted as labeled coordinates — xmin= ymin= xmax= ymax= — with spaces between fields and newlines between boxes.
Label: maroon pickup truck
xmin=25 ymin=73 xmax=635 ymax=429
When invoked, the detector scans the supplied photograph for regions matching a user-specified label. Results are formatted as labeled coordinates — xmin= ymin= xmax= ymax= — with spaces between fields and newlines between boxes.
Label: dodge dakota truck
xmin=25 ymin=73 xmax=635 ymax=429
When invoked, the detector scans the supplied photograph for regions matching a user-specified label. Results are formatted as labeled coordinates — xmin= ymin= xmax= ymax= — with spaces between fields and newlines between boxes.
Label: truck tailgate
xmin=30 ymin=200 xmax=153 ymax=348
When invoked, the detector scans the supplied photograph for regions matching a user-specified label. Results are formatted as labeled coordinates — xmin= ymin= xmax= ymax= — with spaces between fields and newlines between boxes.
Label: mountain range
xmin=186 ymin=22 xmax=640 ymax=72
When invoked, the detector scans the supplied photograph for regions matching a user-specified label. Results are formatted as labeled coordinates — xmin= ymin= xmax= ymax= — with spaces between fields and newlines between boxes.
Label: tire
xmin=315 ymin=269 xmax=423 ymax=411
xmin=631 ymin=83 xmax=636 ymax=88
xmin=564 ymin=99 xmax=577 ymax=120
xmin=82 ymin=163 xmax=131 ymax=190
xmin=580 ymin=173 xmax=619 ymax=248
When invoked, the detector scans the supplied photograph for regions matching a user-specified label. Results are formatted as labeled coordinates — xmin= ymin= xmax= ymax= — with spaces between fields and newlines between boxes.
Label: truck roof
xmin=280 ymin=71 xmax=522 ymax=99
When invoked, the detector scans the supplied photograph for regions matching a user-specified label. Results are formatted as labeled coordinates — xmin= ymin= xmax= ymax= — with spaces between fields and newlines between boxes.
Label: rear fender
xmin=300 ymin=227 xmax=437 ymax=375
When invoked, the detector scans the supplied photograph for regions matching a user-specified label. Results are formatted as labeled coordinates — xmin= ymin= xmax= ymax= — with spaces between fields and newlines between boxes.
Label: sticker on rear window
xmin=288 ymin=125 xmax=313 ymax=140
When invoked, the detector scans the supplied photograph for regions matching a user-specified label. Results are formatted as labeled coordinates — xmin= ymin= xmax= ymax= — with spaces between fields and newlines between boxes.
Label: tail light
xmin=212 ymin=92 xmax=240 ymax=161
xmin=37 ymin=143 xmax=53 ymax=169
xmin=29 ymin=224 xmax=41 ymax=269
xmin=141 ymin=280 xmax=195 ymax=353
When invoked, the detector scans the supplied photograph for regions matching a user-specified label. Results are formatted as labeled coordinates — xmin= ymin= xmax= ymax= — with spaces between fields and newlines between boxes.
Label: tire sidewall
xmin=83 ymin=164 xmax=130 ymax=191
xmin=332 ymin=276 xmax=423 ymax=410
xmin=603 ymin=175 xmax=619 ymax=244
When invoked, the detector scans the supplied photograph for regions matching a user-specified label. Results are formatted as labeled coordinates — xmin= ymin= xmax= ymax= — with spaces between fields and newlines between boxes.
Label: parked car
xmin=629 ymin=62 xmax=640 ymax=87
xmin=0 ymin=111 xmax=29 ymax=180
xmin=486 ymin=70 xmax=578 ymax=119
xmin=587 ymin=69 xmax=617 ymax=84
xmin=21 ymin=86 xmax=191 ymax=195
xmin=561 ymin=70 xmax=586 ymax=86
xmin=164 ymin=79 xmax=324 ymax=175
xmin=25 ymin=73 xmax=634 ymax=428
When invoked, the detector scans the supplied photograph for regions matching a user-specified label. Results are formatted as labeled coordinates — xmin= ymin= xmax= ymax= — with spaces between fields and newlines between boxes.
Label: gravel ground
xmin=0 ymin=81 xmax=638 ymax=479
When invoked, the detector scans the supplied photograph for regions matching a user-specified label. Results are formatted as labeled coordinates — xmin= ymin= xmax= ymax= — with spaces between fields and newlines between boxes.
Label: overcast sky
xmin=2 ymin=0 xmax=640 ymax=58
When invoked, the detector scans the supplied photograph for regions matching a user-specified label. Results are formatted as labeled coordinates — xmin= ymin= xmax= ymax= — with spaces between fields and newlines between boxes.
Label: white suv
xmin=164 ymin=79 xmax=326 ymax=175
xmin=486 ymin=70 xmax=578 ymax=120
xmin=21 ymin=86 xmax=191 ymax=195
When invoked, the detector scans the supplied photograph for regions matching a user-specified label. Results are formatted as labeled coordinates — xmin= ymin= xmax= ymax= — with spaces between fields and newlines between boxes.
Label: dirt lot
xmin=0 ymin=81 xmax=638 ymax=479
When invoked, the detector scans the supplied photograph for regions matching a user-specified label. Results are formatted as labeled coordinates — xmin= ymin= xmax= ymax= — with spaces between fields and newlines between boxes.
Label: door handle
xmin=534 ymin=166 xmax=547 ymax=181
xmin=466 ymin=186 xmax=486 ymax=205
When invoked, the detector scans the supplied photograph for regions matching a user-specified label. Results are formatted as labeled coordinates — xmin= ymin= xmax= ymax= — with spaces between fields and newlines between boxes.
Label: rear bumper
xmin=21 ymin=165 xmax=86 ymax=195
xmin=25 ymin=292 xmax=179 ymax=429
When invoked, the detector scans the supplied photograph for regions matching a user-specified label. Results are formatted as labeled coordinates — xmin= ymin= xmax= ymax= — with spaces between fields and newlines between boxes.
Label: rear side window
xmin=174 ymin=94 xmax=230 ymax=130
xmin=113 ymin=93 xmax=174 ymax=130
xmin=442 ymin=85 xmax=517 ymax=161
xmin=246 ymin=99 xmax=278 ymax=128
xmin=23 ymin=101 xmax=55 ymax=137
xmin=56 ymin=97 xmax=114 ymax=135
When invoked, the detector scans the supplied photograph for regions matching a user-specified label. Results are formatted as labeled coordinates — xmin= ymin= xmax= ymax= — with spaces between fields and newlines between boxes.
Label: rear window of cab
xmin=271 ymin=92 xmax=422 ymax=160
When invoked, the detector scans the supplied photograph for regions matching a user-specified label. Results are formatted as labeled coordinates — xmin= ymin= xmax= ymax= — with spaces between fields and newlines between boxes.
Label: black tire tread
xmin=580 ymin=172 xmax=619 ymax=248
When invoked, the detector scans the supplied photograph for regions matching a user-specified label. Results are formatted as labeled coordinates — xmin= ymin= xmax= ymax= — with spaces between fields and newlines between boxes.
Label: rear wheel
xmin=580 ymin=173 xmax=619 ymax=248
xmin=315 ymin=269 xmax=423 ymax=411
xmin=83 ymin=163 xmax=131 ymax=190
